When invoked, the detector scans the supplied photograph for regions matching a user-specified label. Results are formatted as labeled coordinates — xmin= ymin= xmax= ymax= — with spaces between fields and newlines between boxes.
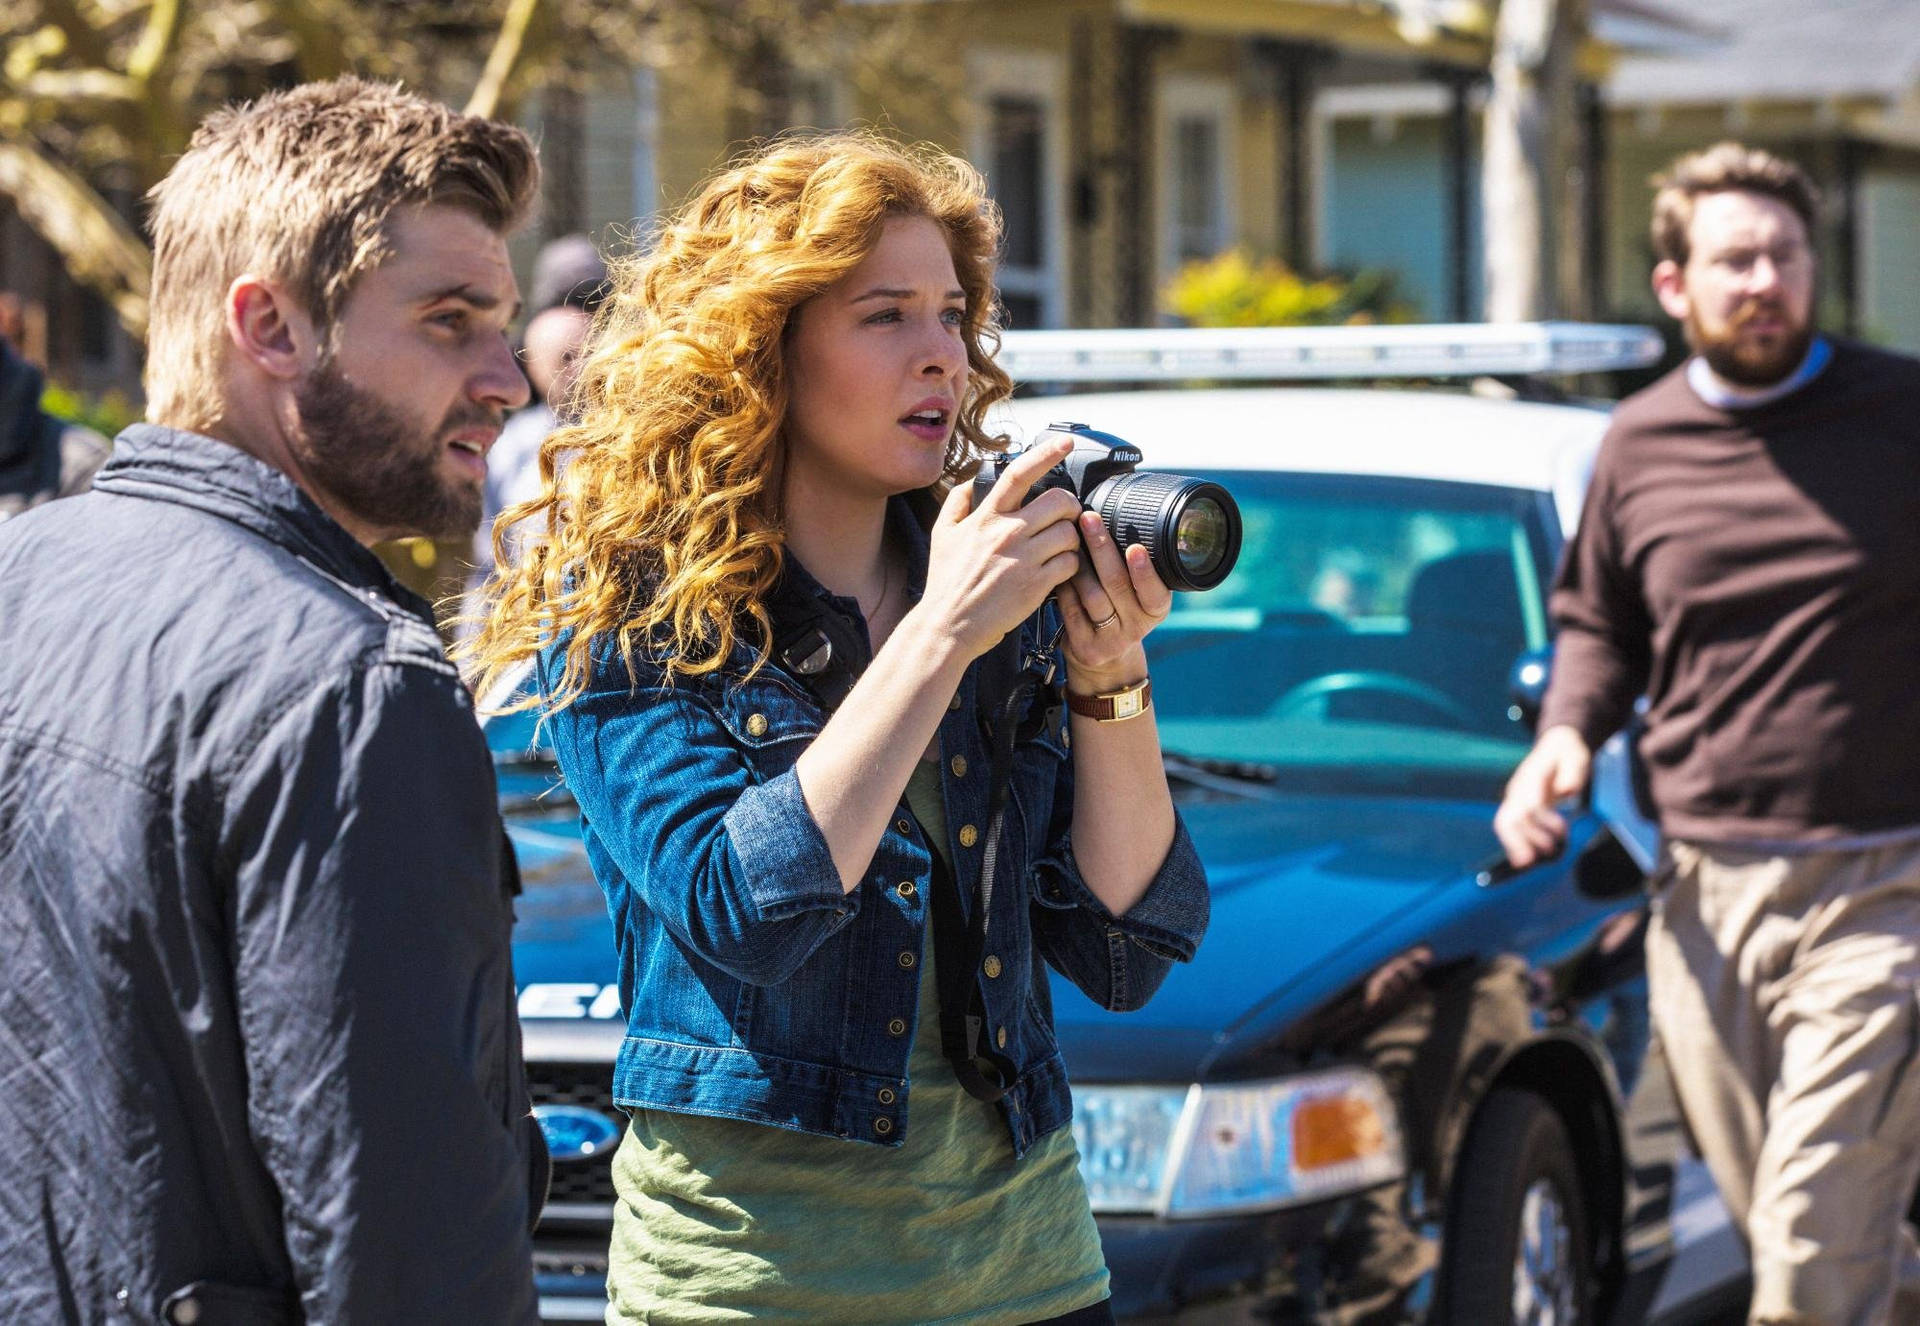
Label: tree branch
xmin=466 ymin=0 xmax=542 ymax=120
xmin=27 ymin=0 xmax=112 ymax=69
xmin=16 ymin=67 xmax=141 ymax=103
xmin=125 ymin=0 xmax=186 ymax=85
xmin=0 ymin=138 xmax=151 ymax=336
xmin=265 ymin=0 xmax=348 ymax=81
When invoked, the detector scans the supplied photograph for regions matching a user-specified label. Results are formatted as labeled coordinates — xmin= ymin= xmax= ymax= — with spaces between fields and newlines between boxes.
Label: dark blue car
xmin=497 ymin=377 xmax=1748 ymax=1323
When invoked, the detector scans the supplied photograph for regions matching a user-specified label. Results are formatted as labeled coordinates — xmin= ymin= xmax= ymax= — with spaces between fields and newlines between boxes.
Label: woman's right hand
xmin=915 ymin=436 xmax=1085 ymax=660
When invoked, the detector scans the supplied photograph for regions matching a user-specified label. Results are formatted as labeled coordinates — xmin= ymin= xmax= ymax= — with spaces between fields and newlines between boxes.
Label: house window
xmin=1172 ymin=117 xmax=1222 ymax=263
xmin=970 ymin=50 xmax=1064 ymax=330
xmin=990 ymin=96 xmax=1046 ymax=329
xmin=1158 ymin=76 xmax=1237 ymax=283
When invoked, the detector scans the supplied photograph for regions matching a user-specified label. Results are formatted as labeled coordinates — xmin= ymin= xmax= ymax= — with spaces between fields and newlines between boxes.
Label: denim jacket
xmin=539 ymin=497 xmax=1209 ymax=1157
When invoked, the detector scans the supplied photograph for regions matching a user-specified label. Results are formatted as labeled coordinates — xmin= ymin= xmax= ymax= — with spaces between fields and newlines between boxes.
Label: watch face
xmin=1069 ymin=679 xmax=1149 ymax=721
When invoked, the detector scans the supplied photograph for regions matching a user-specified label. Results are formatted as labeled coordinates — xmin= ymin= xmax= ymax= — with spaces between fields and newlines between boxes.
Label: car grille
xmin=534 ymin=1237 xmax=609 ymax=1280
xmin=529 ymin=1061 xmax=618 ymax=1213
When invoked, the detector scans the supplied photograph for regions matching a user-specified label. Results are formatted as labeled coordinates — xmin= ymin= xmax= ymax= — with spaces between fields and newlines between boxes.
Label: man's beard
xmin=1687 ymin=296 xmax=1816 ymax=388
xmin=292 ymin=361 xmax=495 ymax=542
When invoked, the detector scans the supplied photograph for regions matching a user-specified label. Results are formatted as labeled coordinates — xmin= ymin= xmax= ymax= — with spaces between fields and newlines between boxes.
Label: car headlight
xmin=1071 ymin=1066 xmax=1405 ymax=1218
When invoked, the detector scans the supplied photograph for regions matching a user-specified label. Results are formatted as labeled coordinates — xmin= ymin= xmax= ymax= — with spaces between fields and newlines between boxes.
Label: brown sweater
xmin=1540 ymin=339 xmax=1920 ymax=843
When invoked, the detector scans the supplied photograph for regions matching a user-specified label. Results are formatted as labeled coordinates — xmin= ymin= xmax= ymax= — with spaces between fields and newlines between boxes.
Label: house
xmin=1313 ymin=0 xmax=1920 ymax=355
xmin=1604 ymin=0 xmax=1920 ymax=352
xmin=8 ymin=0 xmax=1722 ymax=403
xmin=1309 ymin=0 xmax=1712 ymax=323
xmin=518 ymin=0 xmax=1691 ymax=332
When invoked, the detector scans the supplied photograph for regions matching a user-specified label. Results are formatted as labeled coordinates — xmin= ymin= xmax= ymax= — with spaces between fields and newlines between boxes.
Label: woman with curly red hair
xmin=465 ymin=132 xmax=1208 ymax=1323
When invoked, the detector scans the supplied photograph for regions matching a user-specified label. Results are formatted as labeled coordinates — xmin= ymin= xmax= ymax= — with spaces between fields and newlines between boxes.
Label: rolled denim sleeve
xmin=723 ymin=767 xmax=855 ymax=920
xmin=543 ymin=669 xmax=853 ymax=987
xmin=1030 ymin=761 xmax=1210 ymax=1013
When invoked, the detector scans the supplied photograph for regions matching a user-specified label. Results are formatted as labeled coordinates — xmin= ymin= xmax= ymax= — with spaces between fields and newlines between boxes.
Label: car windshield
xmin=1151 ymin=471 xmax=1554 ymax=800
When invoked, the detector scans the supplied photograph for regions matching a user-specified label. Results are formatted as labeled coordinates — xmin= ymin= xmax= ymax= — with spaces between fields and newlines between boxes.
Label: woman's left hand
xmin=1056 ymin=511 xmax=1174 ymax=689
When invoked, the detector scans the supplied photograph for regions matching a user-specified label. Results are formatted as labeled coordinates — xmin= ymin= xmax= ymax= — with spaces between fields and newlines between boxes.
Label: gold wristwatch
xmin=1065 ymin=677 xmax=1153 ymax=722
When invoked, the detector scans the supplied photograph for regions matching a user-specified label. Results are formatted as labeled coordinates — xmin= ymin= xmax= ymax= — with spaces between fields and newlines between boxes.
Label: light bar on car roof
xmin=993 ymin=322 xmax=1663 ymax=383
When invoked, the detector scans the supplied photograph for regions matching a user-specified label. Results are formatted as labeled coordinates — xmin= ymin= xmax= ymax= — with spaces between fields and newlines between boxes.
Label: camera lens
xmin=1174 ymin=496 xmax=1233 ymax=583
xmin=1089 ymin=473 xmax=1242 ymax=592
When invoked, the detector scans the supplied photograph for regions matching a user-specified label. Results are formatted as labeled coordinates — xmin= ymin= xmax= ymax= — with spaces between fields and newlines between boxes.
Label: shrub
xmin=1163 ymin=250 xmax=1414 ymax=328
xmin=41 ymin=383 xmax=140 ymax=439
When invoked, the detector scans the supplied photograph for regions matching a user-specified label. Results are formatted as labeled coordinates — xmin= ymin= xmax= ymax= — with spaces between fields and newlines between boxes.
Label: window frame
xmin=967 ymin=48 xmax=1067 ymax=331
xmin=1156 ymin=74 xmax=1239 ymax=287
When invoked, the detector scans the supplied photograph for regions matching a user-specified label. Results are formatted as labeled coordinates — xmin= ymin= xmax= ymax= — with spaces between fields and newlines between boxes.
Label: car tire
xmin=1437 ymin=1086 xmax=1594 ymax=1326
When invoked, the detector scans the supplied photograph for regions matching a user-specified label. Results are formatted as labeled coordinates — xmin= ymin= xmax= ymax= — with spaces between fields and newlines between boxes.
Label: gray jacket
xmin=0 ymin=425 xmax=542 ymax=1324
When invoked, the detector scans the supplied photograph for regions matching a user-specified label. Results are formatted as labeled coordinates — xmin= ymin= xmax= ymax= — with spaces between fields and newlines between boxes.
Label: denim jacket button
xmin=983 ymin=954 xmax=1002 ymax=979
xmin=996 ymin=1025 xmax=1008 ymax=1048
xmin=877 ymin=1087 xmax=896 ymax=1105
xmin=746 ymin=712 xmax=769 ymax=737
xmin=949 ymin=755 xmax=968 ymax=778
xmin=895 ymin=817 xmax=912 ymax=835
xmin=897 ymin=950 xmax=916 ymax=969
xmin=948 ymin=692 xmax=963 ymax=712
xmin=1061 ymin=725 xmax=1071 ymax=750
xmin=895 ymin=881 xmax=917 ymax=901
xmin=874 ymin=1116 xmax=894 ymax=1136
xmin=887 ymin=1017 xmax=908 ymax=1036
xmin=958 ymin=824 xmax=979 ymax=848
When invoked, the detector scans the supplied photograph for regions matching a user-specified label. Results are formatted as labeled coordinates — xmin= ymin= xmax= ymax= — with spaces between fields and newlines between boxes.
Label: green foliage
xmin=1163 ymin=250 xmax=1414 ymax=328
xmin=41 ymin=381 xmax=139 ymax=439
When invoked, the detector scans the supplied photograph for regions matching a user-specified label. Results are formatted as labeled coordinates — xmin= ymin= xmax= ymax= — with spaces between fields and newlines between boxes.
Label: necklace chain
xmin=858 ymin=550 xmax=892 ymax=623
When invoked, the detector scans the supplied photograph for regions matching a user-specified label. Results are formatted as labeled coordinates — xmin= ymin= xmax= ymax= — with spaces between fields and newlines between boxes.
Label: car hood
xmin=507 ymin=812 xmax=621 ymax=993
xmin=503 ymin=790 xmax=1507 ymax=1075
xmin=1052 ymin=792 xmax=1500 ymax=1080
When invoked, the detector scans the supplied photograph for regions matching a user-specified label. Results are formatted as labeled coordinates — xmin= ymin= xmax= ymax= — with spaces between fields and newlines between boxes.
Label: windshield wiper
xmin=1161 ymin=751 xmax=1282 ymax=798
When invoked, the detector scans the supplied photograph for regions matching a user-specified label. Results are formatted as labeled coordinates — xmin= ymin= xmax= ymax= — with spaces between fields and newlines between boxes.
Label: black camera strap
xmin=928 ymin=648 xmax=1027 ymax=1102
xmin=768 ymin=532 xmax=1059 ymax=1106
xmin=928 ymin=615 xmax=1062 ymax=1103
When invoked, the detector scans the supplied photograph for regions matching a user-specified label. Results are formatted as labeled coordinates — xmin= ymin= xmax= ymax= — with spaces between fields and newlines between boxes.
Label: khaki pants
xmin=1647 ymin=838 xmax=1920 ymax=1326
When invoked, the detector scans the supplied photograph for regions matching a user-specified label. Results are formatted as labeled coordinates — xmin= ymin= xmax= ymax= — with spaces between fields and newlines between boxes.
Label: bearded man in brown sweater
xmin=1498 ymin=143 xmax=1920 ymax=1325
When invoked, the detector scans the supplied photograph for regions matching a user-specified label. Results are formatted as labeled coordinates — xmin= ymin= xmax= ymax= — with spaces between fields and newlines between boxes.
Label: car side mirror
xmin=1506 ymin=647 xmax=1552 ymax=730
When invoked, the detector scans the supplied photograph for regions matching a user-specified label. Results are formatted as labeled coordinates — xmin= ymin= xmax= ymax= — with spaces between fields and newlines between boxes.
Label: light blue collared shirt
xmin=1685 ymin=335 xmax=1833 ymax=411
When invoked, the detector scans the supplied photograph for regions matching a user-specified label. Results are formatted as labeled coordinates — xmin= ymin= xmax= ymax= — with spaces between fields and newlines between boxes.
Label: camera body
xmin=972 ymin=425 xmax=1146 ymax=509
xmin=972 ymin=422 xmax=1241 ymax=593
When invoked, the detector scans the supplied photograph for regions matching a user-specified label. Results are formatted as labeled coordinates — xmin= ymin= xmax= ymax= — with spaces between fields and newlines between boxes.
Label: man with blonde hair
xmin=0 ymin=79 xmax=545 ymax=1323
xmin=1497 ymin=141 xmax=1920 ymax=1324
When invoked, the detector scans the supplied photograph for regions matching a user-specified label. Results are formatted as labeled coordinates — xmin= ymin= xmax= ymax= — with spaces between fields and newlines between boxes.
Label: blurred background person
xmin=0 ymin=295 xmax=109 ymax=520
xmin=1497 ymin=142 xmax=1920 ymax=1326
xmin=466 ymin=237 xmax=603 ymax=615
xmin=476 ymin=301 xmax=592 ymax=574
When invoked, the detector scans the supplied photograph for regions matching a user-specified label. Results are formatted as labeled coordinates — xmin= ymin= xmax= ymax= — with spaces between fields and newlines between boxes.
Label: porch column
xmin=1440 ymin=66 xmax=1478 ymax=321
xmin=1116 ymin=24 xmax=1176 ymax=325
xmin=1254 ymin=40 xmax=1330 ymax=273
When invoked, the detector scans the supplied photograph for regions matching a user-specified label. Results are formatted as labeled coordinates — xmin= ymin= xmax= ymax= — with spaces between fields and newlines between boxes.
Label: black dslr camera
xmin=972 ymin=422 xmax=1241 ymax=592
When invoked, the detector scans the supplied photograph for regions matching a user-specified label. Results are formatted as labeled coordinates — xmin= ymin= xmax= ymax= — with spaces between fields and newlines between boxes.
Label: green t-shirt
xmin=605 ymin=759 xmax=1109 ymax=1324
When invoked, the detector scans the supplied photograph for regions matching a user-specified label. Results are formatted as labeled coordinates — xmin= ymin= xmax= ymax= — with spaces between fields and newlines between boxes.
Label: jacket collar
xmin=762 ymin=492 xmax=934 ymax=708
xmin=92 ymin=423 xmax=418 ymax=607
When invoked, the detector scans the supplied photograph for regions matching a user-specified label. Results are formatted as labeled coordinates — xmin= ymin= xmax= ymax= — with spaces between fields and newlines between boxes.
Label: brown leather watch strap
xmin=1065 ymin=677 xmax=1153 ymax=722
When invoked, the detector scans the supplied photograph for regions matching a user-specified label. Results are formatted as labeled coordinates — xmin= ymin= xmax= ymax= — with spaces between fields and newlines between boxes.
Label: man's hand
xmin=1494 ymin=724 xmax=1593 ymax=869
